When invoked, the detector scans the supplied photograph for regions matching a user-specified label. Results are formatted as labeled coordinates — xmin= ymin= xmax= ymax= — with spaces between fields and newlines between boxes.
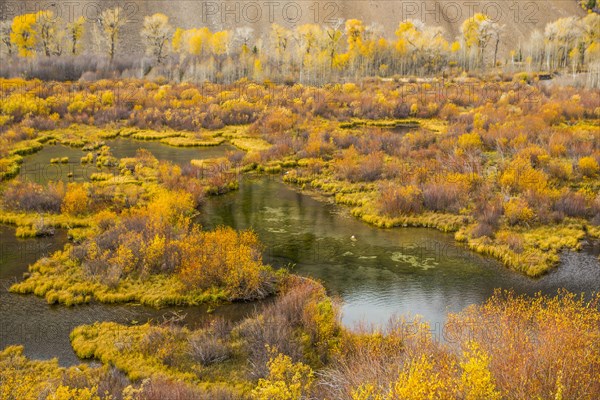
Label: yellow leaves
xmin=180 ymin=27 xmax=212 ymax=56
xmin=66 ymin=16 xmax=85 ymax=55
xmin=144 ymin=234 xmax=167 ymax=272
xmin=578 ymin=156 xmax=599 ymax=177
xmin=61 ymin=183 xmax=89 ymax=216
xmin=333 ymin=53 xmax=350 ymax=70
xmin=351 ymin=384 xmax=384 ymax=400
xmin=252 ymin=351 xmax=314 ymax=400
xmin=144 ymin=188 xmax=194 ymax=227
xmin=110 ymin=234 xmax=141 ymax=275
xmin=388 ymin=355 xmax=444 ymax=400
xmin=451 ymin=41 xmax=461 ymax=53
xmin=210 ymin=30 xmax=230 ymax=56
xmin=410 ymin=103 xmax=419 ymax=116
xmin=172 ymin=27 xmax=184 ymax=53
xmin=499 ymin=158 xmax=548 ymax=194
xmin=457 ymin=132 xmax=483 ymax=152
xmin=461 ymin=13 xmax=489 ymax=49
xmin=302 ymin=297 xmax=342 ymax=364
xmin=0 ymin=348 xmax=56 ymax=399
xmin=345 ymin=19 xmax=365 ymax=52
xmin=1 ymin=93 xmax=50 ymax=117
xmin=0 ymin=346 xmax=102 ymax=400
xmin=504 ymin=197 xmax=535 ymax=226
xmin=178 ymin=226 xmax=266 ymax=300
xmin=100 ymin=91 xmax=114 ymax=106
xmin=460 ymin=341 xmax=501 ymax=400
xmin=396 ymin=20 xmax=416 ymax=35
xmin=10 ymin=13 xmax=37 ymax=57
xmin=188 ymin=30 xmax=205 ymax=55
xmin=48 ymin=386 xmax=101 ymax=400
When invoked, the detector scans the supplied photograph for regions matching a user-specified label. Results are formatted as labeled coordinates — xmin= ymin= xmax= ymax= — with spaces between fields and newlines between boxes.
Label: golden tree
xmin=35 ymin=11 xmax=64 ymax=56
xmin=66 ymin=16 xmax=85 ymax=55
xmin=10 ymin=13 xmax=38 ymax=57
xmin=141 ymin=13 xmax=173 ymax=64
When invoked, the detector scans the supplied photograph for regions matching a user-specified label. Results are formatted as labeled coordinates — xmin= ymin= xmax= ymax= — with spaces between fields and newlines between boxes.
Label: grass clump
xmin=131 ymin=130 xmax=182 ymax=140
xmin=161 ymin=136 xmax=225 ymax=147
xmin=9 ymin=140 xmax=44 ymax=156
xmin=0 ymin=156 xmax=23 ymax=180
xmin=230 ymin=138 xmax=272 ymax=152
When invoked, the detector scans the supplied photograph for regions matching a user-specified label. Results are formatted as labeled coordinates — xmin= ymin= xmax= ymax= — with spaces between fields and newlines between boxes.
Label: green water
xmin=2 ymin=139 xmax=599 ymax=364
xmin=199 ymin=176 xmax=600 ymax=328
xmin=18 ymin=140 xmax=235 ymax=184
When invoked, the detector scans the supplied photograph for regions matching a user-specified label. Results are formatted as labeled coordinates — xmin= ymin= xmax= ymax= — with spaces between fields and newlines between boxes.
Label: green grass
xmin=455 ymin=220 xmax=590 ymax=277
xmin=0 ymin=155 xmax=22 ymax=180
xmin=131 ymin=130 xmax=183 ymax=140
xmin=0 ymin=210 xmax=91 ymax=231
xmin=160 ymin=136 xmax=225 ymax=147
xmin=89 ymin=172 xmax=113 ymax=181
xmin=9 ymin=140 xmax=44 ymax=156
xmin=50 ymin=157 xmax=69 ymax=164
xmin=70 ymin=322 xmax=251 ymax=396
xmin=230 ymin=138 xmax=272 ymax=152
xmin=218 ymin=125 xmax=252 ymax=139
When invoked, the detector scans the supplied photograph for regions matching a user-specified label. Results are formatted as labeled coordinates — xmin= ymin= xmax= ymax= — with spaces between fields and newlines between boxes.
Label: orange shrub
xmin=61 ymin=183 xmax=89 ymax=216
xmin=378 ymin=184 xmax=423 ymax=216
xmin=178 ymin=226 xmax=270 ymax=300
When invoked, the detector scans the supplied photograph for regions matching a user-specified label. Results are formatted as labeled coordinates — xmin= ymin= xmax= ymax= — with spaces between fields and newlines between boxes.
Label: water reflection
xmin=18 ymin=141 xmax=235 ymax=184
xmin=200 ymin=176 xmax=600 ymax=328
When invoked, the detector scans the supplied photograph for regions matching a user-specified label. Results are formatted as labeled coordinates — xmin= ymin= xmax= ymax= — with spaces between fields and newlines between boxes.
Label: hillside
xmin=0 ymin=0 xmax=586 ymax=57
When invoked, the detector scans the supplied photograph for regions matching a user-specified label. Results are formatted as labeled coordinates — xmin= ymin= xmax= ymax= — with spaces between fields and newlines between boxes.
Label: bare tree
xmin=141 ymin=13 xmax=173 ymax=65
xmin=0 ymin=20 xmax=13 ymax=56
xmin=97 ymin=7 xmax=127 ymax=62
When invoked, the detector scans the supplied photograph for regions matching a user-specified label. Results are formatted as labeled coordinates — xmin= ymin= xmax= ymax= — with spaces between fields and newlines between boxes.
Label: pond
xmin=104 ymin=138 xmax=236 ymax=165
xmin=3 ymin=139 xmax=599 ymax=364
xmin=199 ymin=176 xmax=600 ymax=328
xmin=18 ymin=140 xmax=235 ymax=184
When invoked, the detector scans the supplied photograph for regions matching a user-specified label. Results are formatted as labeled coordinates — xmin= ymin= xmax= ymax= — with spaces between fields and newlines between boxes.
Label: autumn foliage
xmin=317 ymin=291 xmax=600 ymax=400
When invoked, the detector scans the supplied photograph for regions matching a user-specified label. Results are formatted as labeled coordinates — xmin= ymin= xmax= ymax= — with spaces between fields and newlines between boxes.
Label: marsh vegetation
xmin=0 ymin=8 xmax=599 ymax=396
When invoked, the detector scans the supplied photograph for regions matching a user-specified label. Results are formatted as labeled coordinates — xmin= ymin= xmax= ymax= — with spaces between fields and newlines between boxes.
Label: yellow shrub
xmin=100 ymin=91 xmax=114 ymax=106
xmin=460 ymin=341 xmax=501 ymax=400
xmin=61 ymin=184 xmax=89 ymax=216
xmin=47 ymin=386 xmax=101 ymax=400
xmin=578 ymin=156 xmax=599 ymax=177
xmin=499 ymin=158 xmax=548 ymax=194
xmin=252 ymin=352 xmax=314 ymax=400
xmin=388 ymin=355 xmax=444 ymax=399
xmin=458 ymin=132 xmax=483 ymax=152
xmin=504 ymin=197 xmax=534 ymax=226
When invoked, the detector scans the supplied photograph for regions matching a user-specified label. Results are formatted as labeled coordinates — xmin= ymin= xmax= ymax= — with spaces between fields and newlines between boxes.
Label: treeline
xmin=0 ymin=9 xmax=598 ymax=83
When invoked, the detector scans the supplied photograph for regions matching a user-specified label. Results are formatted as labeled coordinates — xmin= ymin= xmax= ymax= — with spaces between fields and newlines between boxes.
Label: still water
xmin=18 ymin=140 xmax=235 ymax=184
xmin=200 ymin=176 xmax=600 ymax=327
xmin=2 ymin=139 xmax=599 ymax=364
